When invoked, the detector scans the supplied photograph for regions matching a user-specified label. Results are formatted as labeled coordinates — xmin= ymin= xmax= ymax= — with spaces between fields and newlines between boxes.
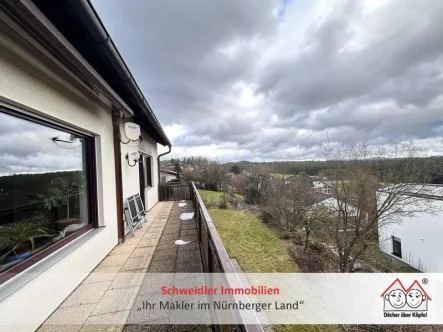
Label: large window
xmin=392 ymin=236 xmax=402 ymax=258
xmin=0 ymin=109 xmax=96 ymax=277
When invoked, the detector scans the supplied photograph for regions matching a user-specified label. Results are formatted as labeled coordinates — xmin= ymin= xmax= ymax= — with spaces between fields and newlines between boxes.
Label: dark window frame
xmin=145 ymin=155 xmax=152 ymax=187
xmin=0 ymin=106 xmax=98 ymax=285
xmin=392 ymin=236 xmax=402 ymax=258
xmin=139 ymin=153 xmax=153 ymax=188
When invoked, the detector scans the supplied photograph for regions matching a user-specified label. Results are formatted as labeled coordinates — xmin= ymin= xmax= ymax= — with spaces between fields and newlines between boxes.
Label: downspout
xmin=112 ymin=111 xmax=125 ymax=243
xmin=157 ymin=146 xmax=172 ymax=184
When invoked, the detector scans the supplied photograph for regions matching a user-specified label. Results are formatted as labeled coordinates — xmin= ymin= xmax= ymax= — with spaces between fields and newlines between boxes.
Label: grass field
xmin=209 ymin=208 xmax=299 ymax=273
xmin=198 ymin=189 xmax=223 ymax=204
xmin=208 ymin=208 xmax=336 ymax=332
xmin=198 ymin=189 xmax=243 ymax=205
xmin=200 ymin=190 xmax=335 ymax=331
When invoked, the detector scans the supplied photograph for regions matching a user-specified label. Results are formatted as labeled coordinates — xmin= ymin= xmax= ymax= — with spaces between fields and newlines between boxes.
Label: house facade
xmin=0 ymin=1 xmax=170 ymax=330
xmin=310 ymin=193 xmax=359 ymax=218
xmin=378 ymin=188 xmax=443 ymax=272
xmin=312 ymin=180 xmax=332 ymax=195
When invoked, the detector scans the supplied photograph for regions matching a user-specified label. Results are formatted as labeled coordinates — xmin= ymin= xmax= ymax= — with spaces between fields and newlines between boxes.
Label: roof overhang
xmin=1 ymin=0 xmax=171 ymax=146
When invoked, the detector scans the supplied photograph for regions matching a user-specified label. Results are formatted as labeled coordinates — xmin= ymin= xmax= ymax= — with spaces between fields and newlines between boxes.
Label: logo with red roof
xmin=381 ymin=278 xmax=430 ymax=313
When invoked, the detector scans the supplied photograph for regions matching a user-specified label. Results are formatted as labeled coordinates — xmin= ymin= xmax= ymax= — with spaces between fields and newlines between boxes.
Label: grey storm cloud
xmin=91 ymin=0 xmax=443 ymax=161
xmin=262 ymin=1 xmax=443 ymax=105
xmin=91 ymin=0 xmax=278 ymax=121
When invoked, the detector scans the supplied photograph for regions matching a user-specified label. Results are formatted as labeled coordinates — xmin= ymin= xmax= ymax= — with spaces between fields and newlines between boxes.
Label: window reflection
xmin=0 ymin=111 xmax=91 ymax=272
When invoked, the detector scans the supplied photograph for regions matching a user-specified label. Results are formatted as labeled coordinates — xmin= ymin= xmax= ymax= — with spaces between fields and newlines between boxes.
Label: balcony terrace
xmin=37 ymin=183 xmax=262 ymax=332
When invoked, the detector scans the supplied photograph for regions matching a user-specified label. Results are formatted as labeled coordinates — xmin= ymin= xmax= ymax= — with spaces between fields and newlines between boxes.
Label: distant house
xmin=309 ymin=193 xmax=359 ymax=217
xmin=160 ymin=169 xmax=179 ymax=183
xmin=378 ymin=185 xmax=443 ymax=272
xmin=312 ymin=180 xmax=333 ymax=195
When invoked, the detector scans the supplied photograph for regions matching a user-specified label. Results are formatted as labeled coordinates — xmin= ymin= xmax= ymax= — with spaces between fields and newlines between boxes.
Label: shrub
xmin=259 ymin=207 xmax=284 ymax=233
xmin=279 ymin=231 xmax=293 ymax=240
xmin=290 ymin=245 xmax=334 ymax=272
xmin=217 ymin=196 xmax=228 ymax=209
xmin=291 ymin=232 xmax=304 ymax=246
xmin=244 ymin=183 xmax=261 ymax=205
xmin=202 ymin=198 xmax=211 ymax=207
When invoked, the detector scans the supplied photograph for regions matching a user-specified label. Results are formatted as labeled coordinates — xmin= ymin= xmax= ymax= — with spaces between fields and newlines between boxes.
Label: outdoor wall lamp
xmin=51 ymin=135 xmax=82 ymax=149
xmin=126 ymin=152 xmax=141 ymax=167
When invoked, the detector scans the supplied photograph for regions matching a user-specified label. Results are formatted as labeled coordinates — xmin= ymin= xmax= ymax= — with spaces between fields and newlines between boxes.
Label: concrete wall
xmin=0 ymin=22 xmax=118 ymax=331
xmin=379 ymin=199 xmax=443 ymax=272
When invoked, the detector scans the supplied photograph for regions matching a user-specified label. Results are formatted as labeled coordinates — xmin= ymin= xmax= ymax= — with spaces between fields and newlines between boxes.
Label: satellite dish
xmin=124 ymin=122 xmax=141 ymax=141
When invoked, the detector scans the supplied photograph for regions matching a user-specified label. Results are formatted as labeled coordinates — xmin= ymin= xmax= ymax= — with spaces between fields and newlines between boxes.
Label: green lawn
xmin=209 ymin=208 xmax=335 ymax=332
xmin=198 ymin=189 xmax=244 ymax=205
xmin=209 ymin=208 xmax=299 ymax=273
xmin=198 ymin=189 xmax=223 ymax=204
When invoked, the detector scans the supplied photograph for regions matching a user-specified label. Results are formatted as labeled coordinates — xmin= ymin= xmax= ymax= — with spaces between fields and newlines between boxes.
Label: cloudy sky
xmin=0 ymin=112 xmax=83 ymax=176
xmin=92 ymin=0 xmax=443 ymax=162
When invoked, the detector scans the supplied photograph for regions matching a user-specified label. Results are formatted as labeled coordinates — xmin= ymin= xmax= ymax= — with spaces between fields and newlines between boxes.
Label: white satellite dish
xmin=124 ymin=122 xmax=141 ymax=141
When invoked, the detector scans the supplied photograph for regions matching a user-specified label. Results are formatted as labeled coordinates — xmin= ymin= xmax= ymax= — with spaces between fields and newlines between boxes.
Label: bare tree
xmin=262 ymin=176 xmax=328 ymax=250
xmin=204 ymin=161 xmax=228 ymax=191
xmin=181 ymin=168 xmax=198 ymax=183
xmin=230 ymin=173 xmax=249 ymax=195
xmin=321 ymin=141 xmax=443 ymax=272
xmin=246 ymin=165 xmax=272 ymax=187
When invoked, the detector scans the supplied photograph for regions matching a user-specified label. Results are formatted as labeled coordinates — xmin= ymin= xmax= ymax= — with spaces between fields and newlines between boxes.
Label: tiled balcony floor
xmin=37 ymin=200 xmax=207 ymax=332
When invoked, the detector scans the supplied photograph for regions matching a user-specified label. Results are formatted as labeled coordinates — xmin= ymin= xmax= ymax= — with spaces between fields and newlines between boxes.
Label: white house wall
xmin=119 ymin=118 xmax=141 ymax=202
xmin=118 ymin=120 xmax=159 ymax=213
xmin=139 ymin=131 xmax=159 ymax=211
xmin=312 ymin=197 xmax=359 ymax=217
xmin=0 ymin=22 xmax=118 ymax=331
xmin=379 ymin=199 xmax=443 ymax=272
xmin=313 ymin=181 xmax=325 ymax=188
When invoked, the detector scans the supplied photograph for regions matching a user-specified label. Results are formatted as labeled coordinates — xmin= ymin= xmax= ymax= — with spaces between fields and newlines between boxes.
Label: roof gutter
xmin=67 ymin=0 xmax=171 ymax=147
xmin=1 ymin=0 xmax=134 ymax=118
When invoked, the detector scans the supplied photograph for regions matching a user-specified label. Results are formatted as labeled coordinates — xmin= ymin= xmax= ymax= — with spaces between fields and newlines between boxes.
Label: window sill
xmin=0 ymin=227 xmax=104 ymax=302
